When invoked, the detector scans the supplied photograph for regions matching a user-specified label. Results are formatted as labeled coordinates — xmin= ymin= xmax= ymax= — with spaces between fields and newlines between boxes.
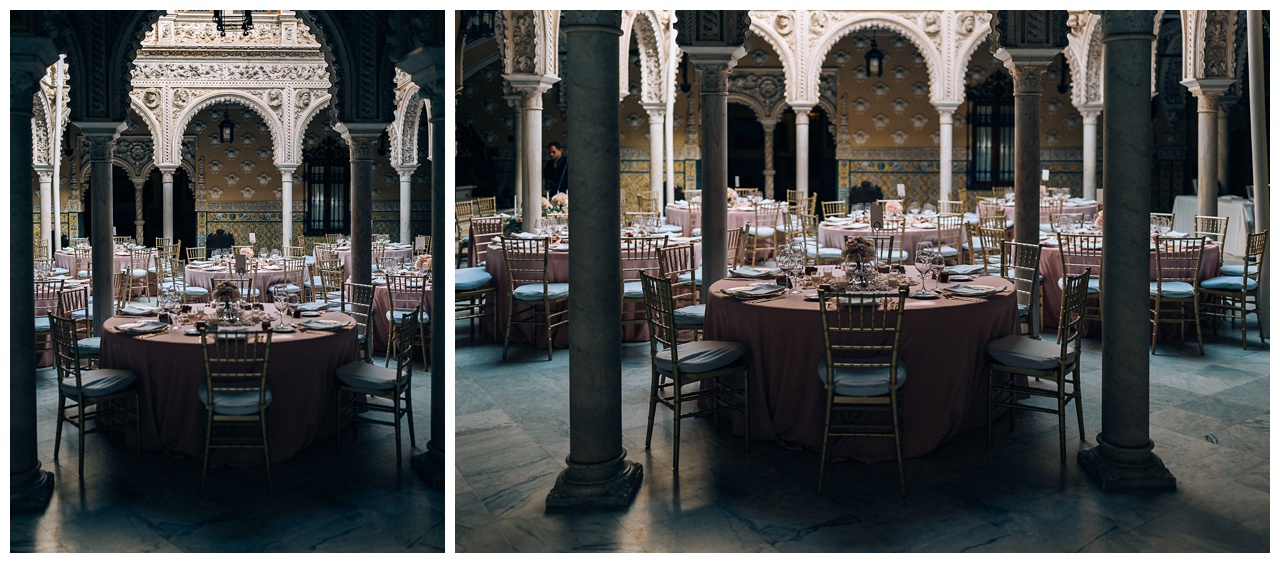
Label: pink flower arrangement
xmin=550 ymin=192 xmax=568 ymax=208
xmin=414 ymin=254 xmax=432 ymax=271
xmin=541 ymin=196 xmax=551 ymax=210
xmin=239 ymin=247 xmax=254 ymax=257
xmin=727 ymin=188 xmax=739 ymax=199
xmin=843 ymin=236 xmax=876 ymax=263
xmin=885 ymin=200 xmax=903 ymax=214
xmin=1093 ymin=210 xmax=1104 ymax=227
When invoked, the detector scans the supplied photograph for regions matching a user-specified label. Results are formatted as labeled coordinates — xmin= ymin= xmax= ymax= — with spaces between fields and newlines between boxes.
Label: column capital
xmin=682 ymin=45 xmax=747 ymax=95
xmin=156 ymin=163 xmax=180 ymax=174
xmin=335 ymin=122 xmax=388 ymax=161
xmin=504 ymin=73 xmax=560 ymax=97
xmin=759 ymin=118 xmax=778 ymax=130
xmin=394 ymin=165 xmax=417 ymax=179
xmin=932 ymin=101 xmax=962 ymax=114
xmin=275 ymin=164 xmax=299 ymax=174
xmin=1181 ymin=77 xmax=1236 ymax=111
xmin=641 ymin=102 xmax=667 ymax=118
xmin=1079 ymin=104 xmax=1104 ymax=120
xmin=131 ymin=178 xmax=147 ymax=188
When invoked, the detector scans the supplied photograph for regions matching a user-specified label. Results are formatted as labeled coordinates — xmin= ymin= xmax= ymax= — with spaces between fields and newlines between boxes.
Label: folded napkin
xmin=298 ymin=301 xmax=336 ymax=312
xmin=845 ymin=223 xmax=870 ymax=229
xmin=943 ymin=284 xmax=1002 ymax=297
xmin=943 ymin=264 xmax=985 ymax=275
xmin=913 ymin=222 xmax=936 ymax=229
xmin=1164 ymin=230 xmax=1188 ymax=238
xmin=730 ymin=266 xmax=781 ymax=278
xmin=118 ymin=320 xmax=168 ymax=333
xmin=119 ymin=305 xmax=161 ymax=316
xmin=297 ymin=319 xmax=348 ymax=331
xmin=732 ymin=284 xmax=786 ymax=297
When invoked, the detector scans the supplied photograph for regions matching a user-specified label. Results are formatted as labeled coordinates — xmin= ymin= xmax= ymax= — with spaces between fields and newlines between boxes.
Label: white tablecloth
xmin=1173 ymin=195 xmax=1254 ymax=257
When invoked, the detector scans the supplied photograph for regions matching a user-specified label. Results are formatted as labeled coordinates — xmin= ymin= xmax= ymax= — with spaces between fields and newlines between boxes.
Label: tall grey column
xmin=547 ymin=10 xmax=642 ymax=509
xmin=1246 ymin=10 xmax=1268 ymax=336
xmin=339 ymin=123 xmax=385 ymax=287
xmin=1217 ymin=95 xmax=1236 ymax=192
xmin=11 ymin=34 xmax=58 ymax=512
xmin=935 ymin=102 xmax=960 ymax=201
xmin=1077 ymin=10 xmax=1175 ymax=490
xmin=1181 ymin=78 xmax=1234 ymax=217
xmin=278 ymin=166 xmax=296 ymax=249
xmin=38 ymin=169 xmax=53 ymax=247
xmin=132 ymin=178 xmax=146 ymax=244
xmin=416 ymin=107 xmax=447 ymax=487
xmin=644 ymin=103 xmax=666 ymax=206
xmin=159 ymin=166 xmax=177 ymax=240
xmin=792 ymin=104 xmax=813 ymax=202
xmin=760 ymin=119 xmax=777 ymax=198
xmin=1081 ymin=107 xmax=1102 ymax=199
xmin=506 ymin=75 xmax=558 ymax=231
xmin=79 ymin=123 xmax=122 ymax=335
xmin=395 ymin=167 xmax=414 ymax=243
xmin=991 ymin=10 xmax=1068 ymax=248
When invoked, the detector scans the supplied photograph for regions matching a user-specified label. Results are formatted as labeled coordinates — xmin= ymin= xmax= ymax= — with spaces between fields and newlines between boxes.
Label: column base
xmin=546 ymin=451 xmax=643 ymax=510
xmin=11 ymin=466 xmax=55 ymax=513
xmin=1077 ymin=437 xmax=1177 ymax=491
xmin=411 ymin=440 xmax=446 ymax=490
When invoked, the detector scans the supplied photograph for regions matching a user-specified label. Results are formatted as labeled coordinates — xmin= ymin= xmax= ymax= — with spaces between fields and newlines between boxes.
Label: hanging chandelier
xmin=213 ymin=10 xmax=254 ymax=37
xmin=219 ymin=105 xmax=237 ymax=144
xmin=864 ymin=33 xmax=885 ymax=78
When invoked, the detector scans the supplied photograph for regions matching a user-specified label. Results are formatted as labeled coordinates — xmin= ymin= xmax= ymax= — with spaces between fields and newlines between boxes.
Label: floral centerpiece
xmin=212 ymin=280 xmax=243 ymax=322
xmin=843 ymin=236 xmax=878 ymax=287
xmin=239 ymin=247 xmax=254 ymax=258
xmin=504 ymin=216 xmax=522 ymax=235
xmin=1093 ymin=209 xmax=1104 ymax=228
xmin=884 ymin=200 xmax=903 ymax=214
xmin=542 ymin=192 xmax=568 ymax=216
xmin=414 ymin=253 xmax=432 ymax=272
xmin=727 ymin=187 xmax=739 ymax=200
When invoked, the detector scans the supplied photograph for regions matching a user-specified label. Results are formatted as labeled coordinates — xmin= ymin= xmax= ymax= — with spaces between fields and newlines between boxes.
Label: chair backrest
xmin=658 ymin=243 xmax=698 ymax=309
xmin=388 ymin=306 xmax=420 ymax=383
xmin=684 ymin=189 xmax=702 ymax=202
xmin=113 ymin=271 xmax=132 ymax=308
xmin=282 ymin=257 xmax=306 ymax=287
xmin=817 ymin=287 xmax=909 ymax=388
xmin=1057 ymin=269 xmax=1092 ymax=365
xmin=155 ymin=237 xmax=171 ymax=250
xmin=635 ymin=192 xmax=657 ymax=214
xmin=639 ymin=272 xmax=680 ymax=355
xmin=1049 ymin=212 xmax=1085 ymax=233
xmin=456 ymin=199 xmax=478 ymax=222
xmin=624 ymin=212 xmax=657 ymax=229
xmin=500 ymin=237 xmax=552 ymax=294
xmin=34 ymin=240 xmax=50 ymax=261
xmin=187 ymin=246 xmax=207 ymax=262
xmin=1039 ymin=199 xmax=1064 ymax=223
xmin=313 ymin=243 xmax=336 ymax=265
xmin=1193 ymin=215 xmax=1229 ymax=268
xmin=786 ymin=189 xmax=800 ymax=208
xmin=113 ymin=236 xmax=133 ymax=246
xmin=71 ymin=237 xmax=89 ymax=248
xmin=324 ymin=233 xmax=341 ymax=245
xmin=872 ymin=219 xmax=906 ymax=264
xmin=345 ymin=281 xmax=376 ymax=361
xmin=1153 ymin=236 xmax=1206 ymax=286
xmin=386 ymin=273 xmax=429 ymax=313
xmin=200 ymin=330 xmax=272 ymax=415
xmin=49 ymin=313 xmax=88 ymax=392
xmin=976 ymin=200 xmax=1004 ymax=224
xmin=57 ymin=286 xmax=91 ymax=323
xmin=687 ymin=200 xmax=702 ymax=231
xmin=34 ymin=279 xmax=65 ymax=315
xmin=978 ymin=214 xmax=1007 ymax=231
xmin=725 ymin=225 xmax=746 ymax=268
xmin=284 ymin=245 xmax=305 ymax=259
xmin=130 ymin=247 xmax=152 ymax=272
xmin=1150 ymin=212 xmax=1174 ymax=226
xmin=414 ymin=235 xmax=431 ymax=255
xmin=73 ymin=247 xmax=93 ymax=278
xmin=371 ymin=242 xmax=388 ymax=268
xmin=794 ymin=213 xmax=821 ymax=249
xmin=938 ymin=200 xmax=965 ymax=216
xmin=856 ymin=233 xmax=896 ymax=266
xmin=1244 ymin=230 xmax=1268 ymax=274
xmin=1057 ymin=233 xmax=1103 ymax=281
xmin=1001 ymin=240 xmax=1042 ymax=321
xmin=977 ymin=225 xmax=1008 ymax=269
xmin=476 ymin=196 xmax=498 ymax=217
xmin=876 ymin=199 xmax=904 ymax=216
xmin=821 ymin=200 xmax=848 ymax=219
xmin=621 ymin=236 xmax=667 ymax=283
xmin=935 ymin=214 xmax=965 ymax=257
xmin=736 ymin=187 xmax=760 ymax=199
xmin=806 ymin=194 xmax=818 ymax=215
xmin=753 ymin=201 xmax=786 ymax=231
xmin=470 ymin=217 xmax=505 ymax=254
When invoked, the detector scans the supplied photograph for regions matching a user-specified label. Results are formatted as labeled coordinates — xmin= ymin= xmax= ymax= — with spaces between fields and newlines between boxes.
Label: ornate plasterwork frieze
xmin=620 ymin=10 xmax=670 ymax=105
xmin=389 ymin=68 xmax=424 ymax=168
xmin=144 ymin=11 xmax=318 ymax=48
xmin=727 ymin=68 xmax=789 ymax=118
xmin=496 ymin=10 xmax=560 ymax=77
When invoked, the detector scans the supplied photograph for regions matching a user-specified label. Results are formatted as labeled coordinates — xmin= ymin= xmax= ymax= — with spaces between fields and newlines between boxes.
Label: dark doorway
xmin=172 ymin=168 xmax=196 ymax=251
xmin=727 ymin=102 xmax=766 ymax=196
xmin=111 ymin=166 xmax=136 ymax=240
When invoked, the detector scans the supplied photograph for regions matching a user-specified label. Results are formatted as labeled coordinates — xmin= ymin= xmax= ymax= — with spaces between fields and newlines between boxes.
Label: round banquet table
xmin=703 ymin=272 xmax=1019 ymax=463
xmin=335 ymin=244 xmax=415 ymax=278
xmin=184 ymin=260 xmax=312 ymax=294
xmin=817 ymin=220 xmax=946 ymax=263
xmin=34 ymin=277 xmax=92 ymax=368
xmin=54 ymin=249 xmax=153 ymax=274
xmin=1000 ymin=200 xmax=1099 ymax=222
xmin=369 ymin=277 xmax=433 ymax=355
xmin=665 ymin=203 xmax=773 ymax=237
xmin=1038 ymin=238 xmax=1221 ymax=335
xmin=98 ymin=306 xmax=358 ymax=467
xmin=483 ymin=236 xmax=703 ymax=348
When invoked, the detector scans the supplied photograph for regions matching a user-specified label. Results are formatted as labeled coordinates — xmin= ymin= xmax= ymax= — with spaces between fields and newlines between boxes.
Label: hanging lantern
xmin=219 ymin=109 xmax=236 ymax=144
xmin=865 ymin=34 xmax=885 ymax=78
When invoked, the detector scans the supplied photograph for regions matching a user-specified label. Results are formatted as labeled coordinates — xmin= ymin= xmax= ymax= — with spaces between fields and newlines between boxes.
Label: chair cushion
xmin=456 ymin=267 xmax=493 ymax=291
xmin=623 ymin=280 xmax=645 ymax=299
xmin=962 ymin=239 xmax=981 ymax=251
xmin=184 ymin=285 xmax=210 ymax=296
xmin=335 ymin=360 xmax=400 ymax=391
xmin=1150 ymin=281 xmax=1195 ymax=299
xmin=1219 ymin=264 xmax=1259 ymax=277
xmin=938 ymin=245 xmax=959 ymax=258
xmin=51 ymin=267 xmax=70 ymax=276
xmin=282 ymin=284 xmax=303 ymax=294
xmin=747 ymin=226 xmax=776 ymax=238
xmin=513 ymin=282 xmax=569 ymax=301
xmin=197 ymin=383 xmax=271 ymax=416
xmin=676 ymin=271 xmax=705 ymax=286
xmin=1057 ymin=277 xmax=1100 ymax=294
xmin=819 ymin=358 xmax=907 ymax=397
xmin=129 ymin=268 xmax=149 ymax=278
xmin=805 ymin=246 xmax=843 ymax=259
xmin=877 ymin=249 xmax=908 ymax=262
xmin=35 ymin=317 xmax=51 ymax=332
xmin=78 ymin=270 xmax=91 ymax=278
xmin=387 ymin=310 xmax=429 ymax=323
xmin=71 ymin=309 xmax=93 ymax=321
xmin=1200 ymin=275 xmax=1258 ymax=291
xmin=690 ymin=227 xmax=703 ymax=236
xmin=654 ymin=340 xmax=745 ymax=374
xmin=61 ymin=368 xmax=136 ymax=398
xmin=674 ymin=304 xmax=706 ymax=326
xmin=302 ymin=276 xmax=323 ymax=288
xmin=988 ymin=334 xmax=1073 ymax=371
xmin=1039 ymin=223 xmax=1053 ymax=233
xmin=657 ymin=224 xmax=684 ymax=233
xmin=77 ymin=337 xmax=101 ymax=356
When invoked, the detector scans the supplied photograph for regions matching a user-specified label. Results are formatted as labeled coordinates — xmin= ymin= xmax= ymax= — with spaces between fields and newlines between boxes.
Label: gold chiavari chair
xmin=938 ymin=200 xmax=965 ymax=216
xmin=57 ymin=286 xmax=99 ymax=367
xmin=113 ymin=236 xmax=133 ymax=246
xmin=50 ymin=312 xmax=141 ymax=479
xmin=324 ymin=233 xmax=341 ymax=245
xmin=804 ymin=193 xmax=818 ymax=216
xmin=1198 ymin=230 xmax=1267 ymax=349
xmin=414 ymin=235 xmax=431 ymax=257
xmin=799 ymin=213 xmax=842 ymax=266
xmin=976 ymin=225 xmax=1008 ymax=275
xmin=987 ymin=269 xmax=1089 ymax=465
xmin=735 ymin=187 xmax=760 ymax=199
xmin=934 ymin=214 xmax=966 ymax=265
xmin=816 ymin=286 xmax=910 ymax=495
xmin=198 ymin=329 xmax=273 ymax=495
xmin=872 ymin=217 xmax=908 ymax=265
xmin=1049 ymin=212 xmax=1085 ymax=234
xmin=621 ymin=236 xmax=668 ymax=330
xmin=658 ymin=243 xmax=704 ymax=337
xmin=1001 ymin=240 xmax=1043 ymax=337
xmin=113 ymin=271 xmax=134 ymax=309
xmin=745 ymin=201 xmax=785 ymax=266
xmin=635 ymin=192 xmax=658 ymax=214
xmin=73 ymin=247 xmax=94 ymax=280
xmin=725 ymin=225 xmax=747 ymax=270
xmin=345 ymin=281 xmax=377 ymax=362
xmin=468 ymin=217 xmax=505 ymax=268
xmin=154 ymin=237 xmax=171 ymax=251
xmin=34 ymin=279 xmax=65 ymax=363
xmin=35 ymin=239 xmax=51 ymax=261
xmin=786 ymin=189 xmax=800 ymax=209
xmin=1150 ymin=235 xmax=1207 ymax=355
xmin=336 ymin=306 xmax=420 ymax=467
xmin=1149 ymin=212 xmax=1175 ymax=228
xmin=277 ymin=257 xmax=307 ymax=303
xmin=821 ymin=200 xmax=848 ymax=219
xmin=371 ymin=242 xmax=388 ymax=272
xmin=316 ymin=265 xmax=348 ymax=306
xmin=684 ymin=188 xmax=702 ymax=202
xmin=876 ymin=199 xmax=904 ymax=217
xmin=128 ymin=247 xmax=153 ymax=302
xmin=211 ymin=276 xmax=256 ymax=305
xmin=687 ymin=200 xmax=703 ymax=236
xmin=640 ymin=272 xmax=749 ymax=472
xmin=1193 ymin=215 xmax=1229 ymax=270
xmin=284 ymin=245 xmax=305 ymax=259
xmin=187 ymin=246 xmax=207 ymax=263
xmin=70 ymin=237 xmax=89 ymax=248
xmin=501 ymin=237 xmax=568 ymax=361
xmin=384 ymin=273 xmax=431 ymax=368
xmin=476 ymin=196 xmax=498 ymax=218
xmin=1056 ymin=233 xmax=1103 ymax=326
xmin=1039 ymin=199 xmax=1064 ymax=232
xmin=456 ymin=264 xmax=498 ymax=343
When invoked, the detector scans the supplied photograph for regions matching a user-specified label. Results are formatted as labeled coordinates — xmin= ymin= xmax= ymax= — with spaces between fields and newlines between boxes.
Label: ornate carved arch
xmin=806 ymin=13 xmax=944 ymax=105
xmin=495 ymin=10 xmax=560 ymax=77
xmin=745 ymin=14 xmax=798 ymax=102
xmin=1065 ymin=11 xmax=1104 ymax=109
xmin=169 ymin=91 xmax=287 ymax=164
xmin=389 ymin=68 xmax=425 ymax=168
xmin=621 ymin=10 xmax=669 ymax=105
xmin=1182 ymin=10 xmax=1238 ymax=80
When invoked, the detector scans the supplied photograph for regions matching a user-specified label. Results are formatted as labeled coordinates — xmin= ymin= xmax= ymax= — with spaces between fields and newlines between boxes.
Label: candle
xmin=1041 ymin=169 xmax=1050 ymax=182
xmin=735 ymin=176 xmax=740 ymax=187
xmin=249 ymin=232 xmax=256 ymax=243
xmin=112 ymin=226 xmax=117 ymax=235
xmin=896 ymin=184 xmax=905 ymax=197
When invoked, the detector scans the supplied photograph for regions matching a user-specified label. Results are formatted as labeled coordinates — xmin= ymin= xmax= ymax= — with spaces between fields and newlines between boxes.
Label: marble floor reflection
xmin=455 ymin=315 xmax=1269 ymax=552
xmin=10 ymin=299 xmax=445 ymax=553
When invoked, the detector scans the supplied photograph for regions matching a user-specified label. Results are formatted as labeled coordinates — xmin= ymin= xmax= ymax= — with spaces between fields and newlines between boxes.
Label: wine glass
xmin=930 ymin=251 xmax=946 ymax=291
xmin=914 ymin=242 xmax=935 ymax=293
xmin=908 ymin=203 xmax=921 ymax=216
xmin=272 ymin=284 xmax=288 ymax=326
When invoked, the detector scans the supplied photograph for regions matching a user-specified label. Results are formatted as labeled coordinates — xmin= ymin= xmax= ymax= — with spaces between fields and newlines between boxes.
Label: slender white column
xmin=52 ymin=170 xmax=62 ymax=251
xmin=278 ymin=166 xmax=296 ymax=249
xmin=644 ymin=104 xmax=665 ymax=206
xmin=1217 ymin=96 xmax=1235 ymax=192
xmin=792 ymin=105 xmax=813 ymax=202
xmin=37 ymin=169 xmax=52 ymax=249
xmin=159 ymin=166 xmax=176 ymax=240
xmin=505 ymin=75 xmax=559 ymax=232
xmin=397 ymin=167 xmax=414 ymax=243
xmin=132 ymin=178 xmax=145 ymax=244
xmin=1081 ymin=108 xmax=1101 ymax=200
xmin=665 ymin=94 xmax=676 ymax=205
xmin=505 ymin=93 xmax=523 ymax=212
xmin=52 ymin=55 xmax=66 ymax=253
xmin=935 ymin=102 xmax=960 ymax=201
xmin=1182 ymin=78 xmax=1234 ymax=218
xmin=760 ymin=119 xmax=777 ymax=198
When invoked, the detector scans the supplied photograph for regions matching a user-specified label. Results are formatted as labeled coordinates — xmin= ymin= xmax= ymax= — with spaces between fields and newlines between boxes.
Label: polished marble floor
xmin=10 ymin=301 xmax=445 ymax=553
xmin=455 ymin=314 xmax=1270 ymax=552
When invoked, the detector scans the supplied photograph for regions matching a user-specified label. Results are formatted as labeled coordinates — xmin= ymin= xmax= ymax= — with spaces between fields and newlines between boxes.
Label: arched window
xmin=303 ymin=137 xmax=349 ymax=235
xmin=966 ymin=69 xmax=1015 ymax=192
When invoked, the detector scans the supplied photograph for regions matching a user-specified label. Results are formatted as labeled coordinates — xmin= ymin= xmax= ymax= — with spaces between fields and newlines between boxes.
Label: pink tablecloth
xmin=1038 ymin=241 xmax=1220 ymax=334
xmin=370 ymin=280 xmax=433 ymax=355
xmin=98 ymin=306 xmax=358 ymax=467
xmin=54 ymin=250 xmax=150 ymax=274
xmin=185 ymin=263 xmax=312 ymax=297
xmin=817 ymin=224 xmax=942 ymax=263
xmin=1001 ymin=201 xmax=1098 ymax=222
xmin=703 ymin=273 xmax=1019 ymax=463
xmin=336 ymin=246 xmax=415 ymax=278
xmin=665 ymin=205 xmax=764 ymax=237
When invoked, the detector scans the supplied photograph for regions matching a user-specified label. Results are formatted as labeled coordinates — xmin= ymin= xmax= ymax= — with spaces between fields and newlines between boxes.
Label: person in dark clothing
xmin=543 ymin=141 xmax=568 ymax=195
xmin=848 ymin=180 xmax=884 ymax=205
xmin=206 ymin=228 xmax=235 ymax=253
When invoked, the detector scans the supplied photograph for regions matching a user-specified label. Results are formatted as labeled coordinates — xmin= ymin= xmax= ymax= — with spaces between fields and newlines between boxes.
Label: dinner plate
xmin=300 ymin=311 xmax=322 ymax=317
xmin=948 ymin=275 xmax=974 ymax=282
xmin=550 ymin=244 xmax=569 ymax=251
xmin=272 ymin=325 xmax=297 ymax=333
xmin=117 ymin=320 xmax=168 ymax=334
xmin=943 ymin=284 xmax=1002 ymax=297
xmin=297 ymin=319 xmax=347 ymax=331
xmin=729 ymin=266 xmax=781 ymax=278
xmin=910 ymin=290 xmax=941 ymax=299
xmin=724 ymin=284 xmax=786 ymax=299
xmin=119 ymin=305 xmax=161 ymax=316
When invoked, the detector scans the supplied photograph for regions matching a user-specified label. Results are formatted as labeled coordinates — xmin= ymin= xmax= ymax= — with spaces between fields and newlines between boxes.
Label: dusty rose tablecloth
xmin=817 ymin=222 xmax=942 ymax=263
xmin=335 ymin=246 xmax=415 ymax=278
xmin=665 ymin=204 xmax=765 ymax=237
xmin=369 ymin=278 xmax=433 ymax=355
xmin=98 ymin=306 xmax=358 ymax=467
xmin=54 ymin=250 xmax=150 ymax=274
xmin=1038 ymin=240 xmax=1220 ymax=335
xmin=1001 ymin=201 xmax=1098 ymax=222
xmin=703 ymin=272 xmax=1019 ymax=463
xmin=184 ymin=262 xmax=312 ymax=298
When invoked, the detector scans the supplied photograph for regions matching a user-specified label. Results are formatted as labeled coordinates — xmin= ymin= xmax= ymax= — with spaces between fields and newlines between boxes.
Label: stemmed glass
xmin=914 ymin=241 xmax=935 ymax=294
xmin=930 ymin=251 xmax=946 ymax=292
xmin=922 ymin=203 xmax=936 ymax=215
xmin=908 ymin=203 xmax=921 ymax=216
xmin=777 ymin=245 xmax=802 ymax=293
xmin=272 ymin=284 xmax=288 ymax=326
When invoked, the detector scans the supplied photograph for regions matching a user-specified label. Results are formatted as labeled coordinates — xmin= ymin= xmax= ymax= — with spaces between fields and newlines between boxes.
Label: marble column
xmin=1077 ymin=10 xmax=1176 ymax=490
xmin=1004 ymin=59 xmax=1053 ymax=247
xmin=396 ymin=167 xmax=414 ymax=243
xmin=506 ymin=75 xmax=559 ymax=231
xmin=792 ymin=104 xmax=814 ymax=202
xmin=339 ymin=123 xmax=385 ymax=287
xmin=38 ymin=169 xmax=53 ymax=248
xmin=547 ymin=10 xmax=642 ymax=509
xmin=760 ymin=118 xmax=777 ymax=198
xmin=11 ymin=35 xmax=59 ymax=511
xmin=1217 ymin=95 xmax=1236 ymax=193
xmin=1246 ymin=10 xmax=1268 ymax=335
xmin=665 ymin=95 xmax=676 ymax=204
xmin=79 ymin=123 xmax=122 ymax=335
xmin=133 ymin=178 xmax=146 ymax=244
xmin=1080 ymin=107 xmax=1102 ymax=200
xmin=53 ymin=169 xmax=63 ymax=251
xmin=686 ymin=46 xmax=746 ymax=299
xmin=644 ymin=103 xmax=666 ymax=206
xmin=415 ymin=107 xmax=447 ymax=488
xmin=504 ymin=93 xmax=524 ymax=212
xmin=1181 ymin=78 xmax=1234 ymax=218
xmin=934 ymin=103 xmax=960 ymax=201
xmin=159 ymin=166 xmax=177 ymax=240
xmin=278 ymin=166 xmax=296 ymax=249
